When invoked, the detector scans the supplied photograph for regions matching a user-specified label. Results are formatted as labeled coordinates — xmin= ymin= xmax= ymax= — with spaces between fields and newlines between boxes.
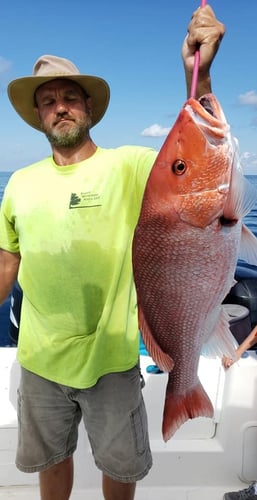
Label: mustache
xmin=54 ymin=112 xmax=74 ymax=125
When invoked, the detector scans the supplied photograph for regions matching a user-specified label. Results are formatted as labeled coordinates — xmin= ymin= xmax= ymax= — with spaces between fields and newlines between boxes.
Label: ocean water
xmin=0 ymin=171 xmax=12 ymax=202
xmin=243 ymin=176 xmax=257 ymax=236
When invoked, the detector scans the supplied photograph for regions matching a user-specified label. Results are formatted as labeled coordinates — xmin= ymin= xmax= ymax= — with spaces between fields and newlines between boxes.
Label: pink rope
xmin=190 ymin=0 xmax=207 ymax=98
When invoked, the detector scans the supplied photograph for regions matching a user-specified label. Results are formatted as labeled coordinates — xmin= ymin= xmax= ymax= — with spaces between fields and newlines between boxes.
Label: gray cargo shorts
xmin=16 ymin=364 xmax=152 ymax=482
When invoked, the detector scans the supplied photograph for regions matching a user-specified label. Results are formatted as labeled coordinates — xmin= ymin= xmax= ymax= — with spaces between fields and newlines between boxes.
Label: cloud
xmin=0 ymin=56 xmax=12 ymax=87
xmin=0 ymin=56 xmax=11 ymax=75
xmin=141 ymin=123 xmax=170 ymax=137
xmin=239 ymin=90 xmax=257 ymax=107
xmin=238 ymin=91 xmax=257 ymax=128
xmin=241 ymin=151 xmax=257 ymax=164
xmin=240 ymin=151 xmax=257 ymax=175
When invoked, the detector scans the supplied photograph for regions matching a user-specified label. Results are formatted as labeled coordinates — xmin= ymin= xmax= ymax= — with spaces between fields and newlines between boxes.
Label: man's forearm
xmin=185 ymin=71 xmax=212 ymax=99
xmin=0 ymin=249 xmax=20 ymax=305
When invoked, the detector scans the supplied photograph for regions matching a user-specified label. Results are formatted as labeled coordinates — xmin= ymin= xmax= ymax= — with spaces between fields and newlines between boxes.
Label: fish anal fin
xmin=162 ymin=381 xmax=214 ymax=442
xmin=138 ymin=306 xmax=174 ymax=372
xmin=201 ymin=306 xmax=238 ymax=359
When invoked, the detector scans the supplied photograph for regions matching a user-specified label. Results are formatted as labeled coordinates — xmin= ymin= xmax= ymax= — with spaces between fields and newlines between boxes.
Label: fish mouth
xmin=197 ymin=95 xmax=237 ymax=227
xmin=197 ymin=95 xmax=238 ymax=228
xmin=186 ymin=93 xmax=230 ymax=140
xmin=198 ymin=95 xmax=217 ymax=118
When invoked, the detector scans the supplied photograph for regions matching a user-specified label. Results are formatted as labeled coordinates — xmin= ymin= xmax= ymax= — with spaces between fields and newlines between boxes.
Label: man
xmin=0 ymin=6 xmax=225 ymax=500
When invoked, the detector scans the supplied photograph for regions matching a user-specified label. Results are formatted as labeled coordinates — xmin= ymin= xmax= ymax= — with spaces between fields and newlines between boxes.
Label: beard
xmin=44 ymin=115 xmax=92 ymax=148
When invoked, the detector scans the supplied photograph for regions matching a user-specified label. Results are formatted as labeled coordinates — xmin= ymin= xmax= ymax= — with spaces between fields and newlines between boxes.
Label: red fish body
xmin=132 ymin=94 xmax=257 ymax=441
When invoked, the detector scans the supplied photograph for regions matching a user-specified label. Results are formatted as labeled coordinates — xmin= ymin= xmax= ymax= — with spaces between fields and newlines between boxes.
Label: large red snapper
xmin=132 ymin=94 xmax=257 ymax=442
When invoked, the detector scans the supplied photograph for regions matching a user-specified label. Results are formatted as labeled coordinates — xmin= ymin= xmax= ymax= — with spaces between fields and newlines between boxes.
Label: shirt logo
xmin=69 ymin=192 xmax=102 ymax=209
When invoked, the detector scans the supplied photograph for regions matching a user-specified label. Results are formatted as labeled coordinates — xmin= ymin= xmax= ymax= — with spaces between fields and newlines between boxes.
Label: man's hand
xmin=182 ymin=5 xmax=225 ymax=98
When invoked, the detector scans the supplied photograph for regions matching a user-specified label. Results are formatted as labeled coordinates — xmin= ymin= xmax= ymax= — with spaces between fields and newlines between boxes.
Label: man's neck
xmin=52 ymin=137 xmax=98 ymax=166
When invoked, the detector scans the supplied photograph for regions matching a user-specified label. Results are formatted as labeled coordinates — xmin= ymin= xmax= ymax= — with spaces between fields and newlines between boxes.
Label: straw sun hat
xmin=7 ymin=54 xmax=110 ymax=131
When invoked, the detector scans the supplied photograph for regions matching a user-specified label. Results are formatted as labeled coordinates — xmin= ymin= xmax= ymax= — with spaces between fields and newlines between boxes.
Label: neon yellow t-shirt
xmin=0 ymin=145 xmax=157 ymax=388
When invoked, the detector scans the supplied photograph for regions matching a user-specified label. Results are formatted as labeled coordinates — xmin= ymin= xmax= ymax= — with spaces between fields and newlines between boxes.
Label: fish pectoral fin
xmin=138 ymin=307 xmax=174 ymax=372
xmin=201 ymin=306 xmax=238 ymax=359
xmin=162 ymin=381 xmax=214 ymax=442
xmin=239 ymin=224 xmax=257 ymax=266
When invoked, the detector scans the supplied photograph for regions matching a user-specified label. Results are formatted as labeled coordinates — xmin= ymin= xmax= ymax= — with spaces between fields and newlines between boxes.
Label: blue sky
xmin=0 ymin=0 xmax=257 ymax=174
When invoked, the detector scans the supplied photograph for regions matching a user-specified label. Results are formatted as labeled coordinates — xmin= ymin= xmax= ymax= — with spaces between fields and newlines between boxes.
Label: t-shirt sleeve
xmin=0 ymin=178 xmax=20 ymax=253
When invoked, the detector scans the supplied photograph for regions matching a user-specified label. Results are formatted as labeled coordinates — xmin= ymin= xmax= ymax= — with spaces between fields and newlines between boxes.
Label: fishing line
xmin=190 ymin=0 xmax=207 ymax=98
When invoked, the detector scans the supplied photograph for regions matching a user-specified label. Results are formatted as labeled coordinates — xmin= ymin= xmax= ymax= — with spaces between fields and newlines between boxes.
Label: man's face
xmin=34 ymin=79 xmax=92 ymax=147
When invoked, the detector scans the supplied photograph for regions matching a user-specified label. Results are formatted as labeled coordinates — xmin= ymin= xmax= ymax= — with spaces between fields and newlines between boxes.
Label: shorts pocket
xmin=130 ymin=396 xmax=149 ymax=456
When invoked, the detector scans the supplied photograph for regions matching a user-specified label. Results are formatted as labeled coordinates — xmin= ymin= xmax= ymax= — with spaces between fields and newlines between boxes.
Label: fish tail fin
xmin=162 ymin=381 xmax=214 ymax=442
xmin=139 ymin=306 xmax=174 ymax=372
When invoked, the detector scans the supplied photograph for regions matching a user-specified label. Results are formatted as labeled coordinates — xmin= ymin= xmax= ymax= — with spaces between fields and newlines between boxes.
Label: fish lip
xmin=186 ymin=93 xmax=230 ymax=140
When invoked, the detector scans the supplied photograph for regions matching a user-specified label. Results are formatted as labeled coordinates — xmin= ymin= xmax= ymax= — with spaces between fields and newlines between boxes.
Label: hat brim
xmin=8 ymin=74 xmax=110 ymax=131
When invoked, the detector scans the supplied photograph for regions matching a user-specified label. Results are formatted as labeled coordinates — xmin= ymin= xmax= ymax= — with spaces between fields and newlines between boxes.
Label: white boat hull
xmin=0 ymin=347 xmax=257 ymax=498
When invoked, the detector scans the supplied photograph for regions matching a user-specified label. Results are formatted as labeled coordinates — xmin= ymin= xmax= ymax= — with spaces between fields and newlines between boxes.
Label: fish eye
xmin=172 ymin=159 xmax=186 ymax=175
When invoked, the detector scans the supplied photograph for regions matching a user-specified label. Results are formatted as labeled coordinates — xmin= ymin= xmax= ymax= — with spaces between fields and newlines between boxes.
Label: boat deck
xmin=1 ymin=348 xmax=257 ymax=499
xmin=0 ymin=484 xmax=245 ymax=499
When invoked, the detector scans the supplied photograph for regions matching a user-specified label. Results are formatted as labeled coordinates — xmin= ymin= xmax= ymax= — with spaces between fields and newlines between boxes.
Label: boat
xmin=1 ymin=275 xmax=257 ymax=499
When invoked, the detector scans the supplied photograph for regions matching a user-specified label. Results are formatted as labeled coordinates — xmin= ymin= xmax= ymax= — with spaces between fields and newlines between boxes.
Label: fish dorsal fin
xmin=138 ymin=306 xmax=174 ymax=372
xmin=239 ymin=224 xmax=257 ymax=265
